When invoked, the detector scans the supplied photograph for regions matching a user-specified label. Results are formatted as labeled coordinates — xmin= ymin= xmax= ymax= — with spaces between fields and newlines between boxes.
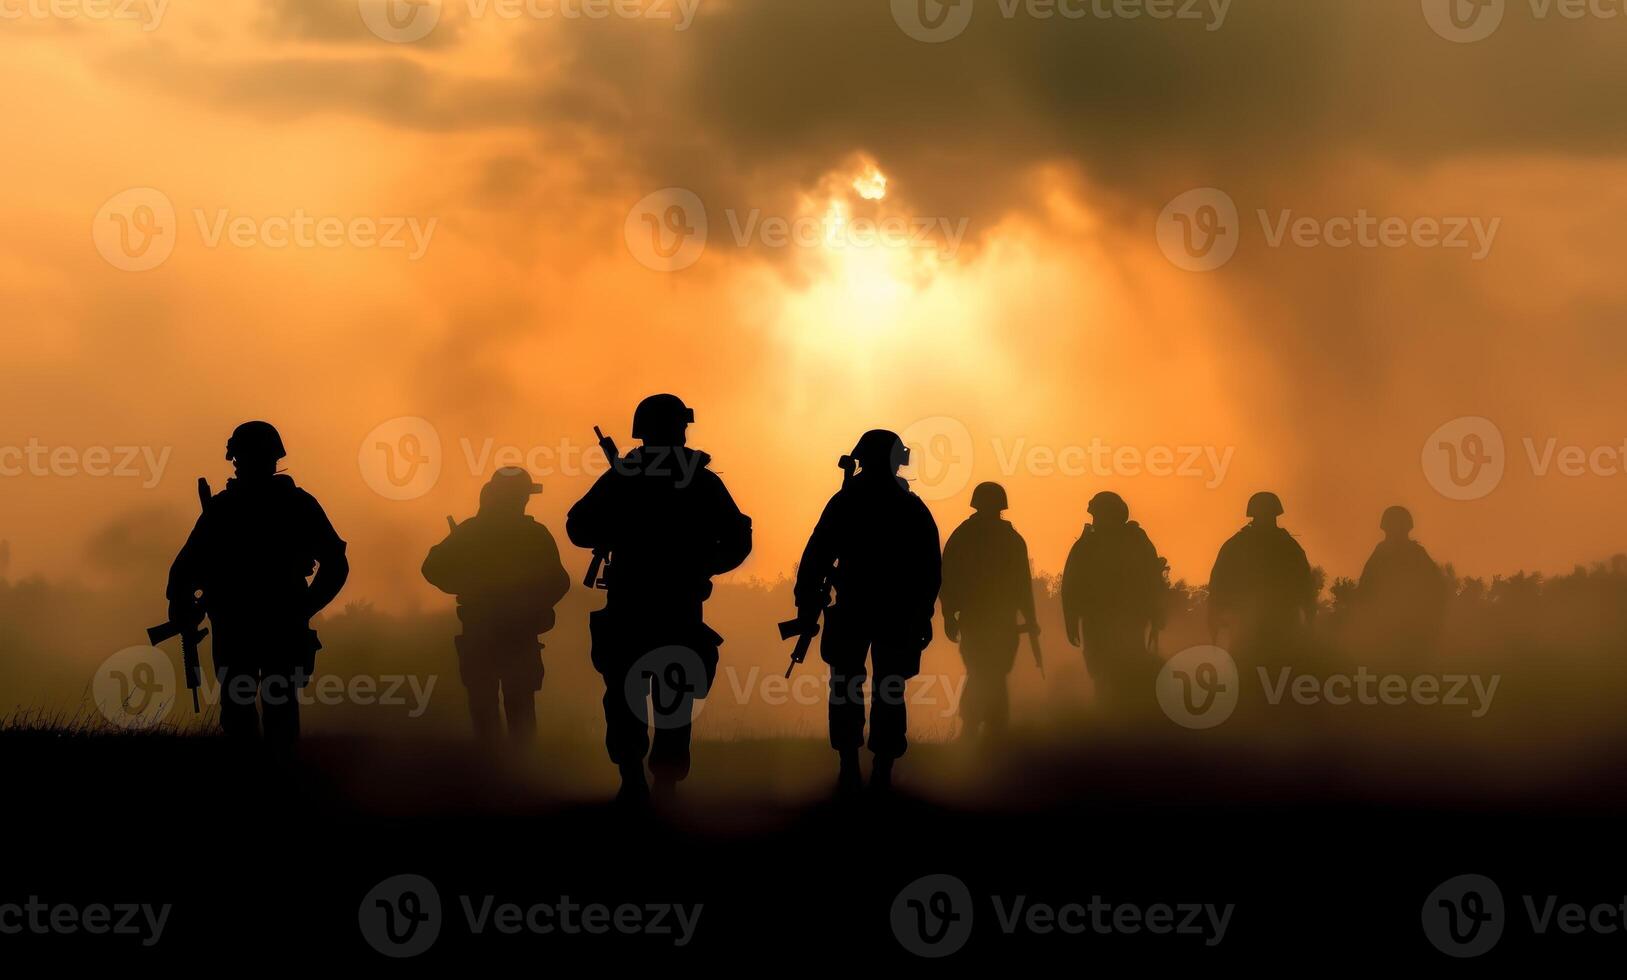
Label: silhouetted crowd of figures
xmin=161 ymin=398 xmax=1450 ymax=802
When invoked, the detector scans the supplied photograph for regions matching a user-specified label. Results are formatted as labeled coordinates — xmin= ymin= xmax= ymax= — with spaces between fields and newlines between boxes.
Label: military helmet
xmin=1087 ymin=491 xmax=1130 ymax=525
xmin=1380 ymin=505 xmax=1414 ymax=534
xmin=1247 ymin=491 xmax=1284 ymax=519
xmin=845 ymin=429 xmax=910 ymax=473
xmin=631 ymin=394 xmax=695 ymax=442
xmin=225 ymin=421 xmax=286 ymax=462
xmin=487 ymin=466 xmax=542 ymax=497
xmin=970 ymin=482 xmax=1008 ymax=513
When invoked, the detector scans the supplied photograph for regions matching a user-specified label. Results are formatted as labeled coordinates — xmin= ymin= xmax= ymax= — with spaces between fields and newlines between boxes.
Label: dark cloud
xmin=107 ymin=2 xmax=1627 ymax=227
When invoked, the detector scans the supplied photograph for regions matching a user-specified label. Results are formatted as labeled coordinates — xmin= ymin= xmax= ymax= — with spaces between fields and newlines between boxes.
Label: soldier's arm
xmin=1295 ymin=544 xmax=1317 ymax=623
xmin=793 ymin=496 xmax=842 ymax=613
xmin=1206 ymin=544 xmax=1233 ymax=636
xmin=704 ymin=474 xmax=753 ymax=576
xmin=421 ymin=531 xmax=463 ymax=595
xmin=1356 ymin=551 xmax=1381 ymax=597
xmin=1060 ymin=537 xmax=1086 ymax=644
xmin=1015 ymin=534 xmax=1038 ymax=628
xmin=565 ymin=471 xmax=618 ymax=552
xmin=913 ymin=500 xmax=943 ymax=626
xmin=533 ymin=524 xmax=572 ymax=607
xmin=1422 ymin=548 xmax=1449 ymax=603
xmin=1140 ymin=533 xmax=1168 ymax=628
xmin=937 ymin=526 xmax=964 ymax=620
xmin=165 ymin=514 xmax=208 ymax=623
xmin=301 ymin=493 xmax=349 ymax=617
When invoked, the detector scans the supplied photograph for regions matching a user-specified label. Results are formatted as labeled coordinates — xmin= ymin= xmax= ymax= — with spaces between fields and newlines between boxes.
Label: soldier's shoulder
xmin=903 ymin=491 xmax=936 ymax=520
xmin=520 ymin=515 xmax=558 ymax=538
xmin=286 ymin=483 xmax=331 ymax=515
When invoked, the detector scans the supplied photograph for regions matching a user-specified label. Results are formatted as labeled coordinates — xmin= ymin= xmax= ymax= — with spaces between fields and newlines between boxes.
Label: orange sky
xmin=4 ymin=1 xmax=1627 ymax=610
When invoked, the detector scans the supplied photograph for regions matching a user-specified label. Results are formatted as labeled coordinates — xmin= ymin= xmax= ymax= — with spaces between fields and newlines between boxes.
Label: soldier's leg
xmin=820 ymin=610 xmax=870 ymax=757
xmin=984 ymin=668 xmax=1011 ymax=737
xmin=465 ymin=674 xmax=501 ymax=742
xmin=456 ymin=637 xmax=502 ymax=742
xmin=259 ymin=669 xmax=300 ymax=746
xmin=868 ymin=642 xmax=915 ymax=761
xmin=991 ymin=629 xmax=1019 ymax=736
xmin=601 ymin=669 xmax=651 ymax=770
xmin=648 ymin=639 xmax=715 ymax=786
xmin=1081 ymin=631 xmax=1116 ymax=710
xmin=216 ymin=664 xmax=261 ymax=740
xmin=647 ymin=704 xmax=694 ymax=784
xmin=590 ymin=611 xmax=650 ymax=775
xmin=956 ymin=640 xmax=985 ymax=737
xmin=500 ymin=643 xmax=544 ymax=744
xmin=501 ymin=681 xmax=536 ymax=744
xmin=958 ymin=629 xmax=1010 ymax=739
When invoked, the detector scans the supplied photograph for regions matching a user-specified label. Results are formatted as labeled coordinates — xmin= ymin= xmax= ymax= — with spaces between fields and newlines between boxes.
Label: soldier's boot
xmin=467 ymin=677 xmax=502 ymax=743
xmin=870 ymin=754 xmax=895 ymax=793
xmin=836 ymin=748 xmax=863 ymax=797
xmin=502 ymin=686 xmax=537 ymax=744
xmin=615 ymin=762 xmax=650 ymax=806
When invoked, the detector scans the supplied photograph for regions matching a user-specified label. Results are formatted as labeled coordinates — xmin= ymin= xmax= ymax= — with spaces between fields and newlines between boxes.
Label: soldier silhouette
xmin=1207 ymin=491 xmax=1317 ymax=666
xmin=566 ymin=395 xmax=752 ymax=803
xmin=1060 ymin=492 xmax=1167 ymax=715
xmin=422 ymin=468 xmax=571 ymax=744
xmin=939 ymin=482 xmax=1039 ymax=741
xmin=789 ymin=430 xmax=941 ymax=794
xmin=1356 ymin=506 xmax=1447 ymax=658
xmin=165 ymin=422 xmax=348 ymax=744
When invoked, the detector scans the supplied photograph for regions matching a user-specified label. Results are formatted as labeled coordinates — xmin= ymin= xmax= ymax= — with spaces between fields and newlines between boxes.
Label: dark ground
xmin=5 ymin=722 xmax=1627 ymax=968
